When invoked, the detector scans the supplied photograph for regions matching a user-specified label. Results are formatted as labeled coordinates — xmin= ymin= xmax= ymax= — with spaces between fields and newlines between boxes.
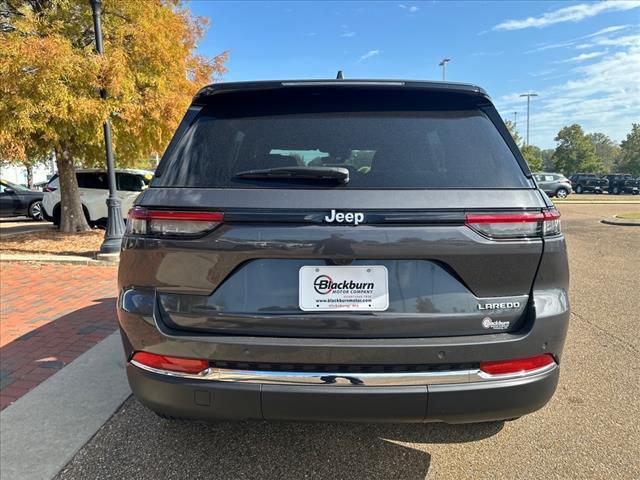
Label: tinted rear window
xmin=77 ymin=172 xmax=108 ymax=190
xmin=156 ymin=91 xmax=530 ymax=189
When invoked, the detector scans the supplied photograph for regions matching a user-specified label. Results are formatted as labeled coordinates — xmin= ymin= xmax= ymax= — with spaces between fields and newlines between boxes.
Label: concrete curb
xmin=601 ymin=216 xmax=640 ymax=226
xmin=0 ymin=227 xmax=54 ymax=238
xmin=0 ymin=253 xmax=118 ymax=266
xmin=0 ymin=332 xmax=131 ymax=480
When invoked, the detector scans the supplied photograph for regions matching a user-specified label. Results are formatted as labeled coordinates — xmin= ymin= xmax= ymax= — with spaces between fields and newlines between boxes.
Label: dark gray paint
xmin=117 ymin=80 xmax=570 ymax=423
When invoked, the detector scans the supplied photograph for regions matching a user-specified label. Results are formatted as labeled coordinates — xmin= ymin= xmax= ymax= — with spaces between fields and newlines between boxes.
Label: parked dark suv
xmin=602 ymin=174 xmax=639 ymax=195
xmin=568 ymin=173 xmax=608 ymax=194
xmin=118 ymin=80 xmax=570 ymax=424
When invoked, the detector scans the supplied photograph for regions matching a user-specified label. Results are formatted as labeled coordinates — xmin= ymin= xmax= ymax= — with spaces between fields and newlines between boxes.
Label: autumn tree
xmin=504 ymin=120 xmax=523 ymax=147
xmin=541 ymin=149 xmax=555 ymax=171
xmin=0 ymin=0 xmax=227 ymax=232
xmin=552 ymin=125 xmax=601 ymax=175
xmin=521 ymin=145 xmax=544 ymax=172
xmin=587 ymin=132 xmax=620 ymax=174
xmin=618 ymin=123 xmax=640 ymax=176
xmin=504 ymin=120 xmax=544 ymax=171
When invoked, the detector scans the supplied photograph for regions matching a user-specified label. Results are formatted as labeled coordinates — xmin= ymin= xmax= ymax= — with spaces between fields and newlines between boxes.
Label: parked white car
xmin=42 ymin=169 xmax=153 ymax=226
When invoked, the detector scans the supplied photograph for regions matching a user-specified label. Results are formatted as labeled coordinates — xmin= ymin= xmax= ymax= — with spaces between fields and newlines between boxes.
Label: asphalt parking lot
xmin=56 ymin=203 xmax=639 ymax=480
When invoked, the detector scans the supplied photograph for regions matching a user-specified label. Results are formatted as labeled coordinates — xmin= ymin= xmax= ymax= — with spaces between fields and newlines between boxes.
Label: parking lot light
xmin=519 ymin=92 xmax=538 ymax=146
xmin=438 ymin=58 xmax=451 ymax=81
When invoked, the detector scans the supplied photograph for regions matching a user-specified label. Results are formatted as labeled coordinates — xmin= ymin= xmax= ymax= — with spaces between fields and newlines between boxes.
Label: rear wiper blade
xmin=234 ymin=166 xmax=349 ymax=184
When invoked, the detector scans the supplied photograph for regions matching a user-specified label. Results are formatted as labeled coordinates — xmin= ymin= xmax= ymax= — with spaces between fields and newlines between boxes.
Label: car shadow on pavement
xmin=0 ymin=298 xmax=117 ymax=409
xmin=57 ymin=397 xmax=503 ymax=480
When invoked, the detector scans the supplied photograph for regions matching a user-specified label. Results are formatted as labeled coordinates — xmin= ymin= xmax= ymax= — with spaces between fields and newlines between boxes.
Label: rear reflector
xmin=465 ymin=210 xmax=561 ymax=239
xmin=43 ymin=186 xmax=57 ymax=192
xmin=480 ymin=354 xmax=555 ymax=375
xmin=131 ymin=351 xmax=209 ymax=374
xmin=126 ymin=207 xmax=224 ymax=236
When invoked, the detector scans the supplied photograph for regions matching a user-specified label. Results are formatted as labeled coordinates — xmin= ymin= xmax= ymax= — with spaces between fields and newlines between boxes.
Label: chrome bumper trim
xmin=130 ymin=360 xmax=557 ymax=387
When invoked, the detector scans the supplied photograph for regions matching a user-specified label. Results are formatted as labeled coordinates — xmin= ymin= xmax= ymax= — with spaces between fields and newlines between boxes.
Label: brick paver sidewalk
xmin=0 ymin=263 xmax=118 ymax=410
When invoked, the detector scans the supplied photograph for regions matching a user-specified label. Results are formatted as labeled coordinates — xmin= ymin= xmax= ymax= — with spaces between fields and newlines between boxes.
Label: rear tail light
xmin=43 ymin=186 xmax=57 ymax=192
xmin=542 ymin=210 xmax=561 ymax=236
xmin=480 ymin=354 xmax=555 ymax=376
xmin=131 ymin=351 xmax=209 ymax=374
xmin=126 ymin=207 xmax=224 ymax=236
xmin=465 ymin=209 xmax=561 ymax=239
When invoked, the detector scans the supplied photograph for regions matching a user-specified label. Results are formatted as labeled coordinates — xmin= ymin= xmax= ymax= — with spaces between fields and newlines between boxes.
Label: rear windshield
xmin=155 ymin=91 xmax=530 ymax=189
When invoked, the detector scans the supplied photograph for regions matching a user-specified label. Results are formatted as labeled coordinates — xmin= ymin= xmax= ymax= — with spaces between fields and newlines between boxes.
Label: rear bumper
xmin=126 ymin=362 xmax=559 ymax=423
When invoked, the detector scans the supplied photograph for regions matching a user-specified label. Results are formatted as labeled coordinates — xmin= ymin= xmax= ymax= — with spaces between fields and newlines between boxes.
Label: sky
xmin=189 ymin=0 xmax=640 ymax=149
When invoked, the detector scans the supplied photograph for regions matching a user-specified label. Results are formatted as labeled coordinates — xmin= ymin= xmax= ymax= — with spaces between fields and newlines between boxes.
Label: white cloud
xmin=494 ymin=1 xmax=640 ymax=31
xmin=529 ymin=69 xmax=555 ymax=77
xmin=555 ymin=50 xmax=609 ymax=63
xmin=581 ymin=24 xmax=631 ymax=39
xmin=526 ymin=39 xmax=579 ymax=53
xmin=398 ymin=4 xmax=419 ymax=13
xmin=525 ymin=24 xmax=635 ymax=53
xmin=340 ymin=31 xmax=356 ymax=38
xmin=495 ymin=41 xmax=640 ymax=148
xmin=358 ymin=49 xmax=381 ymax=62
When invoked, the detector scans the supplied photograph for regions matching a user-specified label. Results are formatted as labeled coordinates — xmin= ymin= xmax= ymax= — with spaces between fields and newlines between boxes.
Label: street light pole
xmin=519 ymin=93 xmax=538 ymax=146
xmin=513 ymin=111 xmax=518 ymax=131
xmin=438 ymin=58 xmax=450 ymax=81
xmin=90 ymin=0 xmax=124 ymax=254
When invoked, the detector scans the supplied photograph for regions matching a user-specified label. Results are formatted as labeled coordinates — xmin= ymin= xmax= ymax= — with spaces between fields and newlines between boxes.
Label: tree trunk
xmin=24 ymin=163 xmax=33 ymax=188
xmin=54 ymin=146 xmax=91 ymax=233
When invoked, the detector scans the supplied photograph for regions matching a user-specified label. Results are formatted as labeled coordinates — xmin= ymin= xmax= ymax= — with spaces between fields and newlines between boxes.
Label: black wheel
xmin=555 ymin=188 xmax=568 ymax=198
xmin=612 ymin=186 xmax=620 ymax=195
xmin=52 ymin=205 xmax=61 ymax=227
xmin=52 ymin=204 xmax=91 ymax=228
xmin=575 ymin=185 xmax=583 ymax=194
xmin=28 ymin=201 xmax=44 ymax=221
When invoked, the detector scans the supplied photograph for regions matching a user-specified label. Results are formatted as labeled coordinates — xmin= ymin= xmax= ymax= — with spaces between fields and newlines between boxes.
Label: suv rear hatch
xmin=121 ymin=82 xmax=556 ymax=339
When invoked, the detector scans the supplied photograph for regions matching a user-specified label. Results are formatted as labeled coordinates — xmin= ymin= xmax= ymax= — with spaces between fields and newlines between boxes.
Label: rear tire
xmin=28 ymin=201 xmax=44 ymax=221
xmin=52 ymin=204 xmax=92 ymax=228
xmin=555 ymin=188 xmax=568 ymax=198
xmin=575 ymin=185 xmax=583 ymax=194
xmin=612 ymin=186 xmax=620 ymax=195
xmin=52 ymin=206 xmax=60 ymax=227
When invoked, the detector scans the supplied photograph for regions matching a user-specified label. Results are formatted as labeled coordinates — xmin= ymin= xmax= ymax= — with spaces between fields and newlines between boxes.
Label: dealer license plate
xmin=299 ymin=265 xmax=389 ymax=311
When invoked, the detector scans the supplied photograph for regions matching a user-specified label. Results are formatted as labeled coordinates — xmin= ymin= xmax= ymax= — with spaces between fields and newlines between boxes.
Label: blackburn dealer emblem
xmin=481 ymin=317 xmax=510 ymax=330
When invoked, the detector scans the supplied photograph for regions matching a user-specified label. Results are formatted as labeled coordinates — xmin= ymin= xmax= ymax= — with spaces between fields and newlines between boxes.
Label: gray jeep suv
xmin=117 ymin=79 xmax=570 ymax=423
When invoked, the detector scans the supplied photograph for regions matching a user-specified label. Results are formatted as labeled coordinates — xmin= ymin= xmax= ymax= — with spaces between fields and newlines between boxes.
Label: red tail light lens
xmin=542 ymin=209 xmax=561 ymax=236
xmin=43 ymin=186 xmax=57 ymax=192
xmin=480 ymin=354 xmax=555 ymax=375
xmin=465 ymin=210 xmax=561 ymax=239
xmin=126 ymin=207 xmax=224 ymax=236
xmin=131 ymin=351 xmax=209 ymax=374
